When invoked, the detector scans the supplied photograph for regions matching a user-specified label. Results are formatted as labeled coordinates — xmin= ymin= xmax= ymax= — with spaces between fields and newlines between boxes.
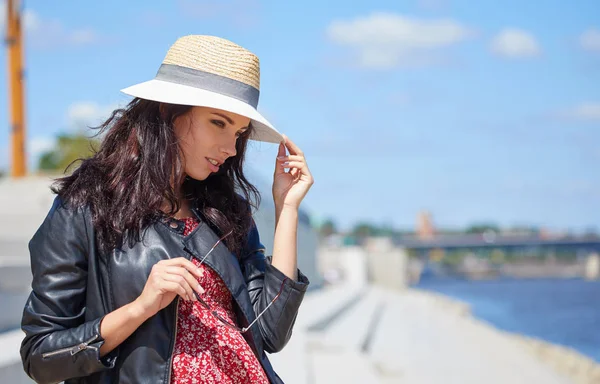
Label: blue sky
xmin=0 ymin=0 xmax=599 ymax=232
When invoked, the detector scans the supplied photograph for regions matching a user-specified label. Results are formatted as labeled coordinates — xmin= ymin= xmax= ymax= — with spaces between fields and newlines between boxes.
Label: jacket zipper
xmin=42 ymin=334 xmax=99 ymax=358
xmin=166 ymin=297 xmax=180 ymax=384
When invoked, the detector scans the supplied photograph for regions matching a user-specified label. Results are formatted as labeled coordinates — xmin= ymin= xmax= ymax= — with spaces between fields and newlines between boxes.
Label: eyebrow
xmin=212 ymin=112 xmax=234 ymax=125
xmin=212 ymin=112 xmax=249 ymax=131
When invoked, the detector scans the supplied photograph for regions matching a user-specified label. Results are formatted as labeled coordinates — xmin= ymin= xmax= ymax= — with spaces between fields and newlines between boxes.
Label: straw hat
xmin=121 ymin=35 xmax=282 ymax=143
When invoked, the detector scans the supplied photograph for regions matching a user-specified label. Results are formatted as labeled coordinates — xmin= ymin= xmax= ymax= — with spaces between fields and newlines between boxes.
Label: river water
xmin=416 ymin=277 xmax=600 ymax=362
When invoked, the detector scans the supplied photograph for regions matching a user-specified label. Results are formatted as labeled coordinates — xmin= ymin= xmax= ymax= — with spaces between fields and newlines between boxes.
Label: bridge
xmin=394 ymin=233 xmax=600 ymax=253
xmin=391 ymin=232 xmax=600 ymax=281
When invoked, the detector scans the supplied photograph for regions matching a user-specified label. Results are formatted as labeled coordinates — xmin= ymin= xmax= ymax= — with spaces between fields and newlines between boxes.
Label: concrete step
xmin=0 ymin=329 xmax=34 ymax=384
xmin=0 ymin=177 xmax=55 ymax=241
xmin=309 ymin=350 xmax=382 ymax=384
xmin=307 ymin=286 xmax=385 ymax=352
xmin=294 ymin=283 xmax=365 ymax=329
xmin=269 ymin=284 xmax=377 ymax=384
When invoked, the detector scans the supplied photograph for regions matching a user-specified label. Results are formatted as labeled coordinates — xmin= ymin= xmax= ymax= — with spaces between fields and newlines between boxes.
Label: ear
xmin=159 ymin=103 xmax=167 ymax=121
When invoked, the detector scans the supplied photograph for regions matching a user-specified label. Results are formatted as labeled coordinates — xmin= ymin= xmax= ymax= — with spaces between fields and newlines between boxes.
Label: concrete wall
xmin=317 ymin=238 xmax=413 ymax=290
xmin=364 ymin=237 xmax=409 ymax=290
xmin=252 ymin=197 xmax=321 ymax=290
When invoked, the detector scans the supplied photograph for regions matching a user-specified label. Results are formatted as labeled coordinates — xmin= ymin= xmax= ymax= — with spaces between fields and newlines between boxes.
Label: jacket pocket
xmin=42 ymin=334 xmax=99 ymax=359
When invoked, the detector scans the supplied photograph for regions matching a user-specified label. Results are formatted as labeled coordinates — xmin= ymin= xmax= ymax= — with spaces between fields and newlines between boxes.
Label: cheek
xmin=177 ymin=125 xmax=202 ymax=156
xmin=181 ymin=134 xmax=213 ymax=175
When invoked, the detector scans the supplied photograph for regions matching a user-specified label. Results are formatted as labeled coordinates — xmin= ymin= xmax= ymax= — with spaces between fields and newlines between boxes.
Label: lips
xmin=206 ymin=157 xmax=221 ymax=172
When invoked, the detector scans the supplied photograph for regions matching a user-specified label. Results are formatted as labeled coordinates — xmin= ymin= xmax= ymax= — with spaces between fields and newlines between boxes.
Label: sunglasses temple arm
xmin=199 ymin=230 xmax=233 ymax=264
xmin=241 ymin=299 xmax=276 ymax=333
xmin=240 ymin=278 xmax=288 ymax=333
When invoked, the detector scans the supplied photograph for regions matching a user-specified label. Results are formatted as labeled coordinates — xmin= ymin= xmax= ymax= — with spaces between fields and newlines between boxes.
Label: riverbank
xmin=410 ymin=287 xmax=600 ymax=384
xmin=510 ymin=334 xmax=600 ymax=384
xmin=269 ymin=283 xmax=595 ymax=383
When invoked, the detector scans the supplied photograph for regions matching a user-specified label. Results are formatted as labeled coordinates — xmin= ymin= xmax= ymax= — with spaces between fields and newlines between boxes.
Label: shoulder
xmin=32 ymin=195 xmax=93 ymax=243
xmin=46 ymin=195 xmax=91 ymax=223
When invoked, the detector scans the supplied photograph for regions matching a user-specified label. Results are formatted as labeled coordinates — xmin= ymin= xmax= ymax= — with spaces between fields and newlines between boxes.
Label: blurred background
xmin=1 ymin=0 xmax=599 ymax=383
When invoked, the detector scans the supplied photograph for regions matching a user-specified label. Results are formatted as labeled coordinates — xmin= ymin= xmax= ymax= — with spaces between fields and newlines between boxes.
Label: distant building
xmin=417 ymin=210 xmax=435 ymax=239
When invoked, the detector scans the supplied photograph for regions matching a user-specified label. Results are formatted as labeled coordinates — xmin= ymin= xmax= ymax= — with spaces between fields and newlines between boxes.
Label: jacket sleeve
xmin=20 ymin=197 xmax=116 ymax=384
xmin=240 ymin=219 xmax=310 ymax=353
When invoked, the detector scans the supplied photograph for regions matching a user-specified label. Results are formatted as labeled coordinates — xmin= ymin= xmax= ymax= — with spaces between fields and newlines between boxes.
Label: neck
xmin=161 ymin=181 xmax=195 ymax=219
xmin=173 ymin=195 xmax=194 ymax=219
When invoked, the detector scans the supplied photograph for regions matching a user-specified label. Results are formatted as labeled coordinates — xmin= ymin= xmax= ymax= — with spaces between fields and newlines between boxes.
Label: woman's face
xmin=173 ymin=106 xmax=251 ymax=181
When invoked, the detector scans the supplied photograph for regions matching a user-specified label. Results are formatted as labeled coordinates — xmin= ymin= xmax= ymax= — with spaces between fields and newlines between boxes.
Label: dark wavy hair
xmin=52 ymin=98 xmax=260 ymax=257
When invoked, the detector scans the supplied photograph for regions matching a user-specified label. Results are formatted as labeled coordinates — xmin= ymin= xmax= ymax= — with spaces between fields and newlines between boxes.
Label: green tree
xmin=319 ymin=218 xmax=337 ymax=238
xmin=465 ymin=223 xmax=500 ymax=234
xmin=38 ymin=133 xmax=100 ymax=173
xmin=352 ymin=222 xmax=377 ymax=238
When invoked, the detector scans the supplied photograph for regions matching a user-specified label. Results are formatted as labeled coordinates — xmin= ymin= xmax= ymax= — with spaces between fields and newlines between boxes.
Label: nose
xmin=220 ymin=137 xmax=237 ymax=158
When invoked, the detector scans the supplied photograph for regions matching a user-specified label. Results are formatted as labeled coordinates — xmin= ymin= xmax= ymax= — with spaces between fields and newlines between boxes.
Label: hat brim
xmin=120 ymin=79 xmax=283 ymax=144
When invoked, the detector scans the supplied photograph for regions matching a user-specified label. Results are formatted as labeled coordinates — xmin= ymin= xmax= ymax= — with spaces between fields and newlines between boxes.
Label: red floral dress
xmin=170 ymin=217 xmax=269 ymax=383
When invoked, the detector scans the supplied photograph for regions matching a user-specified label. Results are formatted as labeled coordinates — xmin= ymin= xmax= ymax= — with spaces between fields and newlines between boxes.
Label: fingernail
xmin=277 ymin=156 xmax=287 ymax=160
xmin=197 ymin=268 xmax=202 ymax=275
xmin=281 ymin=162 xmax=290 ymax=166
xmin=197 ymin=285 xmax=205 ymax=294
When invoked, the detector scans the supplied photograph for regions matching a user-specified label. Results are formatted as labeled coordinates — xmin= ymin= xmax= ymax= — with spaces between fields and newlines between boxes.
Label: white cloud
xmin=16 ymin=102 xmax=121 ymax=171
xmin=490 ymin=28 xmax=541 ymax=58
xmin=67 ymin=102 xmax=121 ymax=132
xmin=0 ymin=1 xmax=102 ymax=49
xmin=557 ymin=102 xmax=600 ymax=122
xmin=28 ymin=136 xmax=56 ymax=167
xmin=326 ymin=12 xmax=473 ymax=69
xmin=29 ymin=137 xmax=56 ymax=154
xmin=579 ymin=28 xmax=600 ymax=53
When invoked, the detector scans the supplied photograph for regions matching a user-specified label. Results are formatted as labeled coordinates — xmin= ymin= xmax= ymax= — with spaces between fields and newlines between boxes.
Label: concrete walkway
xmin=1 ymin=283 xmax=578 ymax=383
xmin=269 ymin=284 xmax=574 ymax=384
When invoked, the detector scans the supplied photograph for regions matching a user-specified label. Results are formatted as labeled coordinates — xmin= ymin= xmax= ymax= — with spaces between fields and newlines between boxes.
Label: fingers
xmin=156 ymin=258 xmax=205 ymax=301
xmin=165 ymin=266 xmax=205 ymax=298
xmin=159 ymin=280 xmax=191 ymax=301
xmin=277 ymin=155 xmax=311 ymax=175
xmin=160 ymin=257 xmax=204 ymax=278
xmin=277 ymin=156 xmax=305 ymax=169
xmin=277 ymin=140 xmax=286 ymax=157
xmin=162 ymin=273 xmax=200 ymax=301
xmin=279 ymin=160 xmax=306 ymax=169
xmin=282 ymin=134 xmax=303 ymax=157
xmin=277 ymin=155 xmax=304 ymax=162
xmin=274 ymin=142 xmax=287 ymax=176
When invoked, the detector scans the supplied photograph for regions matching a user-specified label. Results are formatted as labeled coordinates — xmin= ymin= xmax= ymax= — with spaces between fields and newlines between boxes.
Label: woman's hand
xmin=273 ymin=135 xmax=314 ymax=210
xmin=133 ymin=257 xmax=205 ymax=319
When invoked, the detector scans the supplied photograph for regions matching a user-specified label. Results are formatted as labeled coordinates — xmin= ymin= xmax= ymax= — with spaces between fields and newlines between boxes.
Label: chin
xmin=185 ymin=170 xmax=211 ymax=181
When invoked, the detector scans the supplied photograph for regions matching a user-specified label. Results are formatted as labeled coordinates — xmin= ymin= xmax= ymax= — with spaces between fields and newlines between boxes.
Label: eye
xmin=211 ymin=119 xmax=226 ymax=128
xmin=236 ymin=129 xmax=249 ymax=138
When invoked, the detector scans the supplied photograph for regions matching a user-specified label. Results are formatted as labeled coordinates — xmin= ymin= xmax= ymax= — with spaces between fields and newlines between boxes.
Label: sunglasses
xmin=190 ymin=229 xmax=288 ymax=333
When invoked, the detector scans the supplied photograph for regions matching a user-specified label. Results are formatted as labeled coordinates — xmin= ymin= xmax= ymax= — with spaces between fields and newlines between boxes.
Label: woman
xmin=20 ymin=35 xmax=313 ymax=384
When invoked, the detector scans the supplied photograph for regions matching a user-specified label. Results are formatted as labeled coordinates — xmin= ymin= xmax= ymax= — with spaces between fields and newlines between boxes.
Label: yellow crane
xmin=6 ymin=0 xmax=27 ymax=177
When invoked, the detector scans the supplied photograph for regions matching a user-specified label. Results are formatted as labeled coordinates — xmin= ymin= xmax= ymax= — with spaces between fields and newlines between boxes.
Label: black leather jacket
xmin=20 ymin=197 xmax=309 ymax=384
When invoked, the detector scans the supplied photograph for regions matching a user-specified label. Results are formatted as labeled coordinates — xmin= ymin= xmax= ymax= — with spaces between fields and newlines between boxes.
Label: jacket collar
xmin=181 ymin=220 xmax=242 ymax=293
xmin=180 ymin=216 xmax=264 ymax=356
